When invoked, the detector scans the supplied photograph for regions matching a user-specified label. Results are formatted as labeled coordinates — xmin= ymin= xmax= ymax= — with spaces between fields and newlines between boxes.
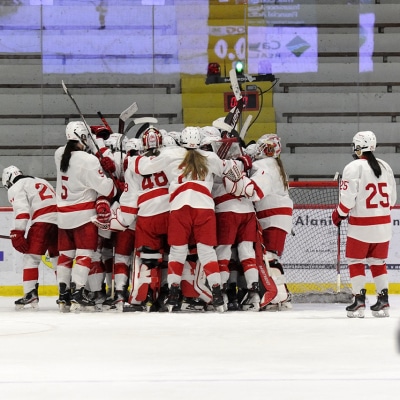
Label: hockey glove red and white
xmin=95 ymin=197 xmax=111 ymax=223
xmin=10 ymin=229 xmax=29 ymax=253
xmin=100 ymin=156 xmax=116 ymax=174
xmin=331 ymin=208 xmax=347 ymax=227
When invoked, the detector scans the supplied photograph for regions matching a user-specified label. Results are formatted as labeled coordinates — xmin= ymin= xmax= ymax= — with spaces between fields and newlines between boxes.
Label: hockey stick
xmin=239 ymin=114 xmax=253 ymax=141
xmin=62 ymin=80 xmax=100 ymax=153
xmin=62 ymin=80 xmax=121 ymax=193
xmin=124 ymin=117 xmax=159 ymax=136
xmin=0 ymin=234 xmax=10 ymax=240
xmin=224 ymin=69 xmax=244 ymax=135
xmin=334 ymin=172 xmax=341 ymax=293
xmin=97 ymin=111 xmax=113 ymax=132
xmin=118 ymin=102 xmax=139 ymax=134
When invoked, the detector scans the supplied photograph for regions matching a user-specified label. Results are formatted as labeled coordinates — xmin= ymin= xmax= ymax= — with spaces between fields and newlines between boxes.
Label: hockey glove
xmin=236 ymin=154 xmax=253 ymax=172
xmin=331 ymin=208 xmax=347 ymax=227
xmin=109 ymin=208 xmax=129 ymax=232
xmin=100 ymin=156 xmax=116 ymax=174
xmin=10 ymin=229 xmax=29 ymax=253
xmin=95 ymin=197 xmax=111 ymax=223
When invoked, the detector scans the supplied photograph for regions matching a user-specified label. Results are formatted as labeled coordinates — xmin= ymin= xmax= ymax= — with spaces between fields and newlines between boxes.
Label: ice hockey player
xmin=331 ymin=131 xmax=396 ymax=318
xmin=224 ymin=134 xmax=293 ymax=310
xmin=54 ymin=121 xmax=118 ymax=312
xmin=2 ymin=165 xmax=58 ymax=310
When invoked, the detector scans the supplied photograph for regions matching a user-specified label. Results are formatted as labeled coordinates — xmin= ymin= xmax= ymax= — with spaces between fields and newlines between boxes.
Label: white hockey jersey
xmin=54 ymin=147 xmax=116 ymax=229
xmin=131 ymin=146 xmax=240 ymax=211
xmin=249 ymin=157 xmax=293 ymax=234
xmin=124 ymin=164 xmax=170 ymax=217
xmin=7 ymin=176 xmax=57 ymax=231
xmin=338 ymin=157 xmax=397 ymax=243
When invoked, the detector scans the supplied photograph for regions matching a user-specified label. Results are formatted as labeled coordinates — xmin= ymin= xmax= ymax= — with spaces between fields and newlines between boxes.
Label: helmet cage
xmin=256 ymin=134 xmax=282 ymax=159
xmin=142 ymin=126 xmax=162 ymax=150
xmin=2 ymin=165 xmax=22 ymax=189
xmin=66 ymin=121 xmax=88 ymax=147
xmin=352 ymin=131 xmax=376 ymax=156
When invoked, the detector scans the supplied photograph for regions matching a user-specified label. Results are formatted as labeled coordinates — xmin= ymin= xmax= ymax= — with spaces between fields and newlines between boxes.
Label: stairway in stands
xmin=180 ymin=0 xmax=276 ymax=144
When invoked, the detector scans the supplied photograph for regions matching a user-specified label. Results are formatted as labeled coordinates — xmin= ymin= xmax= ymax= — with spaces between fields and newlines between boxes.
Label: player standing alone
xmin=331 ymin=131 xmax=397 ymax=318
xmin=2 ymin=165 xmax=58 ymax=310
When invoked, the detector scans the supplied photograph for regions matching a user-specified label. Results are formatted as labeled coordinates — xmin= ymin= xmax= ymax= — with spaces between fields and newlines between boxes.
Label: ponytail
xmin=179 ymin=149 xmax=209 ymax=181
xmin=60 ymin=141 xmax=80 ymax=173
xmin=363 ymin=151 xmax=382 ymax=178
xmin=276 ymin=157 xmax=289 ymax=190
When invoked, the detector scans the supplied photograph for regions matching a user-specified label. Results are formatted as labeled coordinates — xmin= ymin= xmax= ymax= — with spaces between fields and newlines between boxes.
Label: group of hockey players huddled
xmin=2 ymin=117 xmax=293 ymax=312
xmin=2 ymin=117 xmax=295 ymax=313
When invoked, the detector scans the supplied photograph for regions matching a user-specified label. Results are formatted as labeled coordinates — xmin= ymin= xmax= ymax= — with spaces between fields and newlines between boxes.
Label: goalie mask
xmin=180 ymin=126 xmax=201 ymax=149
xmin=352 ymin=130 xmax=376 ymax=157
xmin=2 ymin=165 xmax=23 ymax=190
xmin=65 ymin=121 xmax=88 ymax=147
xmin=256 ymin=134 xmax=282 ymax=159
xmin=142 ymin=126 xmax=163 ymax=150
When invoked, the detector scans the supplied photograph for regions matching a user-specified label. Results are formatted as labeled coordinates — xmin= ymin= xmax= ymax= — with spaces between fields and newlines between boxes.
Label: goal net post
xmin=281 ymin=181 xmax=352 ymax=303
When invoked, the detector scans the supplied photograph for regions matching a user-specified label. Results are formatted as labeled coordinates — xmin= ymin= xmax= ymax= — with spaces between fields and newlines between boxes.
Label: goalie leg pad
xmin=268 ymin=261 xmax=291 ymax=307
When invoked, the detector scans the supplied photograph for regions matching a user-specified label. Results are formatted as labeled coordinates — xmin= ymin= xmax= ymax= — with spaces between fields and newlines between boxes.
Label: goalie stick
xmin=124 ymin=117 xmax=159 ymax=136
xmin=224 ymin=68 xmax=245 ymax=136
xmin=118 ymin=102 xmax=139 ymax=134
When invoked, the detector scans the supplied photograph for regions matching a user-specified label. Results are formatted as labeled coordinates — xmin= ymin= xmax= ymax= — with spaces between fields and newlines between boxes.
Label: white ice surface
xmin=0 ymin=295 xmax=399 ymax=400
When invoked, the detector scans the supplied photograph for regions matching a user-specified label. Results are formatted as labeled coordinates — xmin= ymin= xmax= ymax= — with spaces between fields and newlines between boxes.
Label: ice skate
xmin=91 ymin=290 xmax=107 ymax=312
xmin=263 ymin=291 xmax=293 ymax=312
xmin=103 ymin=290 xmax=126 ymax=312
xmin=346 ymin=289 xmax=366 ymax=318
xmin=56 ymin=283 xmax=71 ymax=313
xmin=113 ymin=291 xmax=126 ymax=312
xmin=181 ymin=296 xmax=207 ymax=312
xmin=70 ymin=283 xmax=95 ymax=313
xmin=143 ymin=288 xmax=156 ymax=313
xmin=166 ymin=283 xmax=181 ymax=313
xmin=15 ymin=283 xmax=39 ymax=311
xmin=211 ymin=284 xmax=225 ymax=313
xmin=241 ymin=282 xmax=260 ymax=312
xmin=226 ymin=283 xmax=240 ymax=311
xmin=370 ymin=289 xmax=390 ymax=318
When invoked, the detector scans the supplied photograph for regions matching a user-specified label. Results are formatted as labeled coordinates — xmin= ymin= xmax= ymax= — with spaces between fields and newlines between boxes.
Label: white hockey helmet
xmin=199 ymin=125 xmax=221 ymax=147
xmin=104 ymin=133 xmax=127 ymax=152
xmin=168 ymin=131 xmax=181 ymax=144
xmin=163 ymin=134 xmax=178 ymax=147
xmin=352 ymin=130 xmax=376 ymax=156
xmin=256 ymin=133 xmax=282 ymax=159
xmin=2 ymin=165 xmax=23 ymax=189
xmin=65 ymin=121 xmax=88 ymax=143
xmin=180 ymin=126 xmax=201 ymax=149
xmin=125 ymin=138 xmax=143 ymax=154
